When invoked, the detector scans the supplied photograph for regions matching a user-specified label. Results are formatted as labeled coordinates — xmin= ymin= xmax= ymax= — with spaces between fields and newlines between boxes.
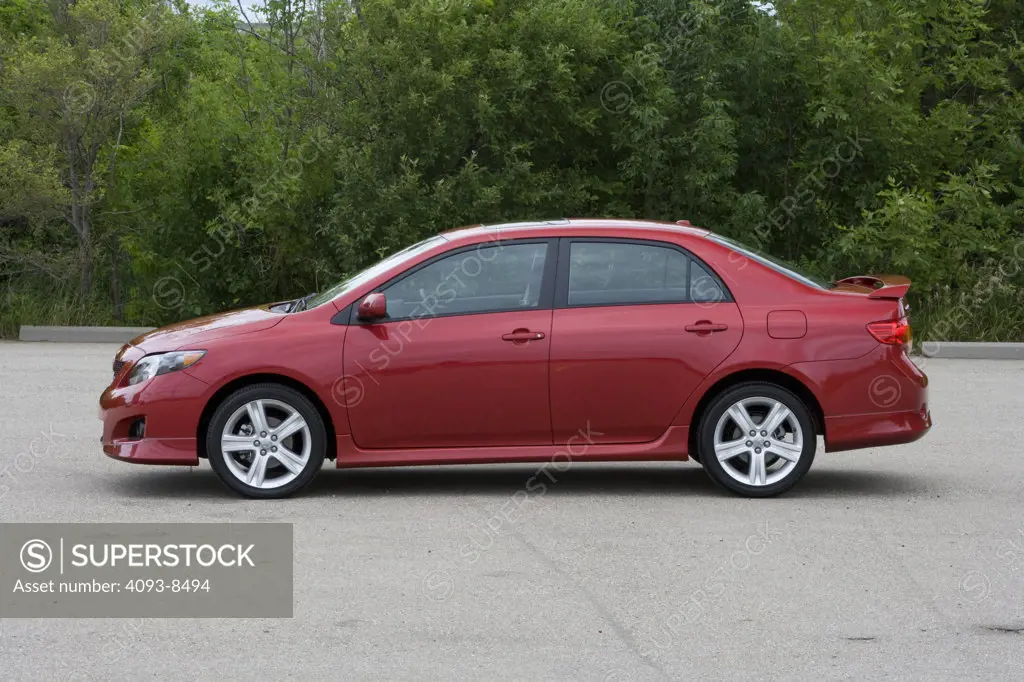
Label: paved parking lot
xmin=0 ymin=341 xmax=1022 ymax=680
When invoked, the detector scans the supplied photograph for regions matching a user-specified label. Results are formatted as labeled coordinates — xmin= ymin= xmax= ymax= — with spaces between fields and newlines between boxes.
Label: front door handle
xmin=502 ymin=329 xmax=545 ymax=342
xmin=685 ymin=321 xmax=729 ymax=334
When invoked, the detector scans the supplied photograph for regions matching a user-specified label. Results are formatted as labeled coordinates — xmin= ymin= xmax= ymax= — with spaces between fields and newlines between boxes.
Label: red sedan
xmin=100 ymin=219 xmax=930 ymax=498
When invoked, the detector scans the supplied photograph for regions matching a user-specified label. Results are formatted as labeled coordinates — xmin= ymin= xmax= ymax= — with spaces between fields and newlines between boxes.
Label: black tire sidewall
xmin=698 ymin=382 xmax=816 ymax=497
xmin=206 ymin=384 xmax=326 ymax=499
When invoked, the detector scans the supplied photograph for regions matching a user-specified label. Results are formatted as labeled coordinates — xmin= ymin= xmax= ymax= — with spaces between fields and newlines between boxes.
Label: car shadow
xmin=104 ymin=462 xmax=925 ymax=501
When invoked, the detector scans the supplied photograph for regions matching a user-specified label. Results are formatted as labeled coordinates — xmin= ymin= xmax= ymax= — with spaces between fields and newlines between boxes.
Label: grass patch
xmin=0 ymin=286 xmax=116 ymax=339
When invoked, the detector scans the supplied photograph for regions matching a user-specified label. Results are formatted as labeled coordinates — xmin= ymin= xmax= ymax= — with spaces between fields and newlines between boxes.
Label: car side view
xmin=100 ymin=219 xmax=931 ymax=498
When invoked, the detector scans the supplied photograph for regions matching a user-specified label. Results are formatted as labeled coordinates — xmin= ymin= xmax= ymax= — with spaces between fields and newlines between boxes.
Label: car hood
xmin=129 ymin=306 xmax=286 ymax=353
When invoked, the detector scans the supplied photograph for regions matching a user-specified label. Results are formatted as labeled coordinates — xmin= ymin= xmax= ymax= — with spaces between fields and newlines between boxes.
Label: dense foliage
xmin=1 ymin=0 xmax=1022 ymax=341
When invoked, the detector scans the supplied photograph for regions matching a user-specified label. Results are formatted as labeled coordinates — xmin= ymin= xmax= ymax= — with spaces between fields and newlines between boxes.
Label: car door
xmin=549 ymin=238 xmax=743 ymax=444
xmin=343 ymin=239 xmax=557 ymax=449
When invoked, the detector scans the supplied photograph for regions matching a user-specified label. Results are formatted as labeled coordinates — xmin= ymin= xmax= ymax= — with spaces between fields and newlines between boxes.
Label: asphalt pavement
xmin=0 ymin=342 xmax=1022 ymax=680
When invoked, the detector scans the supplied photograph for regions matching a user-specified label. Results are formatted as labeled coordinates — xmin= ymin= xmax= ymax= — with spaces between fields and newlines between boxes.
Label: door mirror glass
xmin=357 ymin=293 xmax=387 ymax=321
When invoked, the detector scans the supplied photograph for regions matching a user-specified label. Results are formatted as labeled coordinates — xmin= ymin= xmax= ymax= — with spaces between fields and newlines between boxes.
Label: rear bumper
xmin=100 ymin=369 xmax=206 ymax=466
xmin=824 ymin=407 xmax=931 ymax=453
xmin=787 ymin=345 xmax=930 ymax=452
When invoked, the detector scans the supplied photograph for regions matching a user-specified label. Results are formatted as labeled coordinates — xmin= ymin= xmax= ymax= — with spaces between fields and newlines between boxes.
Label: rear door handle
xmin=685 ymin=321 xmax=729 ymax=334
xmin=502 ymin=329 xmax=545 ymax=342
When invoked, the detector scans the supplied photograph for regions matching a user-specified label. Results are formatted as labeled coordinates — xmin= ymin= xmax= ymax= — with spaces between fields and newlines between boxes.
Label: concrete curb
xmin=19 ymin=326 xmax=155 ymax=344
xmin=919 ymin=342 xmax=1024 ymax=360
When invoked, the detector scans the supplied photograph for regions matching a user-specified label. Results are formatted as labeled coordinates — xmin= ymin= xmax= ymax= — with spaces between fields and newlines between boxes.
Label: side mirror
xmin=357 ymin=293 xmax=387 ymax=321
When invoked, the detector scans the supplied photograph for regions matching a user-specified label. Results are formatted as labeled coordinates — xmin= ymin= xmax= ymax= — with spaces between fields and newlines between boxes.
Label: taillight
xmin=867 ymin=318 xmax=912 ymax=352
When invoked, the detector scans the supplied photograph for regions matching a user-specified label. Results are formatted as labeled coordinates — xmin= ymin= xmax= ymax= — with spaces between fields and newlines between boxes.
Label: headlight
xmin=128 ymin=351 xmax=206 ymax=385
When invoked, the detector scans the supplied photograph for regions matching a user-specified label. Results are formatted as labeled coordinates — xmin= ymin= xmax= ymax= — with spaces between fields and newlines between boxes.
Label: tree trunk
xmin=80 ymin=238 xmax=93 ymax=300
xmin=66 ymin=132 xmax=93 ymax=299
xmin=110 ymin=248 xmax=122 ymax=321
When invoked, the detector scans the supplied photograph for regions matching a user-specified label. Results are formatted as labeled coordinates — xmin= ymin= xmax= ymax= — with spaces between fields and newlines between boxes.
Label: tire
xmin=206 ymin=383 xmax=326 ymax=499
xmin=696 ymin=382 xmax=816 ymax=497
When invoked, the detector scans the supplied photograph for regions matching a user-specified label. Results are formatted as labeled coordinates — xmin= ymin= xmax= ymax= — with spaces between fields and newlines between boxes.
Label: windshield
xmin=302 ymin=235 xmax=446 ymax=309
xmin=709 ymin=234 xmax=833 ymax=290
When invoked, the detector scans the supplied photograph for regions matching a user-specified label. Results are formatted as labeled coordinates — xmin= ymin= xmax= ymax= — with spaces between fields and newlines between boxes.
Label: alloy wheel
xmin=712 ymin=396 xmax=804 ymax=487
xmin=220 ymin=398 xmax=311 ymax=490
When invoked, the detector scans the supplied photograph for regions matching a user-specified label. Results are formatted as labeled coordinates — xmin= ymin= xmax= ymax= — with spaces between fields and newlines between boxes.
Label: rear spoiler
xmin=835 ymin=275 xmax=911 ymax=300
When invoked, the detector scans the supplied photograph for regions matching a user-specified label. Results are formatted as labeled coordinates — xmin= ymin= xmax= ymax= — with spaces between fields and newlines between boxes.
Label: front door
xmin=343 ymin=239 xmax=556 ymax=449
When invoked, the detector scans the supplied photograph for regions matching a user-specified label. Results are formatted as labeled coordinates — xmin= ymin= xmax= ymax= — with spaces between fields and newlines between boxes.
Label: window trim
xmin=348 ymin=238 xmax=559 ymax=324
xmin=553 ymin=237 xmax=734 ymax=310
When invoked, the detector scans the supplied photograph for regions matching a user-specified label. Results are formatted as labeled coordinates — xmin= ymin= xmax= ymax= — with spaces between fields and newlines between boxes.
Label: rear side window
xmin=567 ymin=242 xmax=693 ymax=306
xmin=690 ymin=260 xmax=727 ymax=303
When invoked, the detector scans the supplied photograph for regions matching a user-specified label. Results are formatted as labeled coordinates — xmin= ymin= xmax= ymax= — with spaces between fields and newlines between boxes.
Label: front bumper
xmin=100 ymin=366 xmax=208 ymax=466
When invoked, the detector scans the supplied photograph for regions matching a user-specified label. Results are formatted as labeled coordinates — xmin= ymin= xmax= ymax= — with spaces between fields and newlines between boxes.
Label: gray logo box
xmin=0 ymin=523 xmax=292 ymax=617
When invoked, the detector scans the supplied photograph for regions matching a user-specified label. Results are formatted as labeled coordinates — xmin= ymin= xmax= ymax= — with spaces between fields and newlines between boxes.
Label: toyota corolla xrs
xmin=100 ymin=218 xmax=930 ymax=498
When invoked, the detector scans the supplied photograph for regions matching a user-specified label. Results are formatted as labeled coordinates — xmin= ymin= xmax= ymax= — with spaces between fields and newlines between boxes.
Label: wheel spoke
xmin=769 ymin=440 xmax=802 ymax=462
xmin=246 ymin=454 xmax=269 ymax=487
xmin=246 ymin=400 xmax=269 ymax=434
xmin=273 ymin=412 xmax=306 ymax=441
xmin=272 ymin=446 xmax=305 ymax=475
xmin=728 ymin=403 xmax=757 ymax=434
xmin=748 ymin=450 xmax=767 ymax=486
xmin=221 ymin=434 xmax=255 ymax=453
xmin=715 ymin=439 xmax=750 ymax=462
xmin=761 ymin=402 xmax=791 ymax=435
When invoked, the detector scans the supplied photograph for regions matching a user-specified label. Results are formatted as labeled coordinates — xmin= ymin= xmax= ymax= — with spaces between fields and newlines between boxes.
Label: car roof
xmin=441 ymin=218 xmax=711 ymax=243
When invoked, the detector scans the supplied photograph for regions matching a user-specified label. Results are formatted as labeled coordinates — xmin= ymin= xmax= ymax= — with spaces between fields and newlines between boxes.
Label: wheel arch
xmin=686 ymin=368 xmax=826 ymax=456
xmin=197 ymin=373 xmax=337 ymax=461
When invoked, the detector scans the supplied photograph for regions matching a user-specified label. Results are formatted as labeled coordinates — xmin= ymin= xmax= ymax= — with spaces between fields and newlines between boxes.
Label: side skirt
xmin=334 ymin=426 xmax=690 ymax=468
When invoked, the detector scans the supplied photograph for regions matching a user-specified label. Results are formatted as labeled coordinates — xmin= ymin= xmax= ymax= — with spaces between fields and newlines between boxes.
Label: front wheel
xmin=206 ymin=383 xmax=326 ymax=499
xmin=697 ymin=382 xmax=816 ymax=497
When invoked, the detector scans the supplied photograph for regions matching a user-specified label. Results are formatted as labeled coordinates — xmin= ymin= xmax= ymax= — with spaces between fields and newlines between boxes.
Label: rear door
xmin=549 ymin=238 xmax=743 ymax=444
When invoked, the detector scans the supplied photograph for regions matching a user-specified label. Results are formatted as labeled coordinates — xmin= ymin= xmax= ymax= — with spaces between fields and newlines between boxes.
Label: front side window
xmin=567 ymin=242 xmax=692 ymax=306
xmin=384 ymin=242 xmax=549 ymax=319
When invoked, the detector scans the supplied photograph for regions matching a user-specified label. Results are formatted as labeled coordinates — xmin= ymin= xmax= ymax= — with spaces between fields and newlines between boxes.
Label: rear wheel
xmin=697 ymin=382 xmax=815 ymax=497
xmin=206 ymin=383 xmax=326 ymax=499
